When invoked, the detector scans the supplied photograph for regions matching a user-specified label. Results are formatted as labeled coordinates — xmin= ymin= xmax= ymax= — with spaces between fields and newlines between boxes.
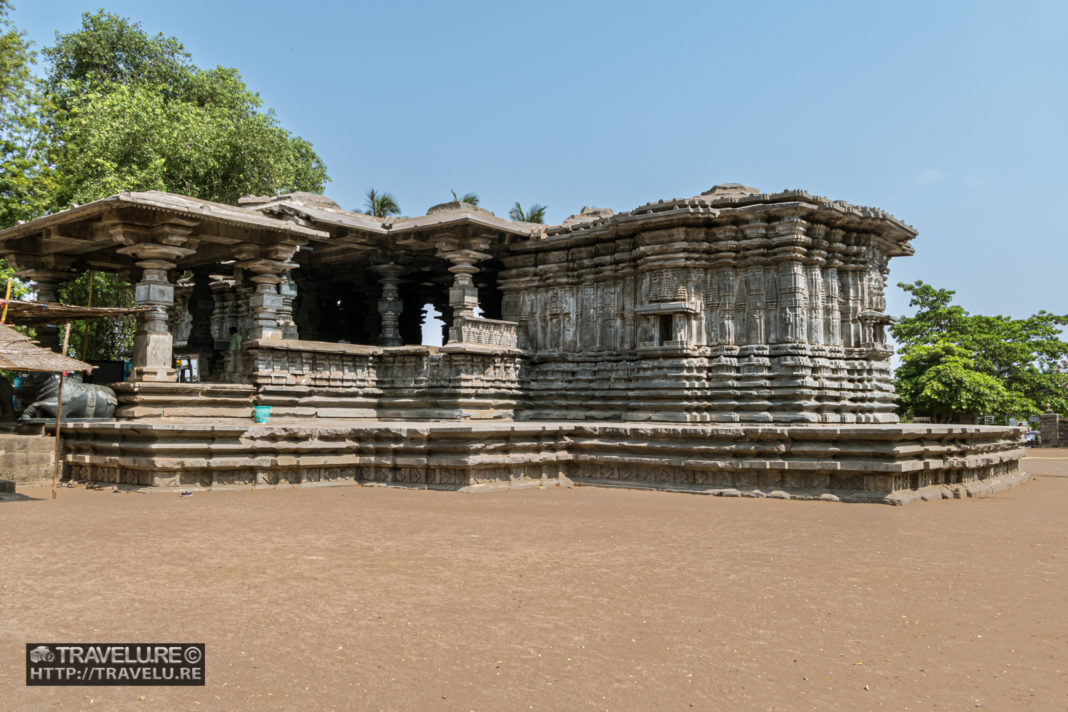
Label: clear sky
xmin=9 ymin=0 xmax=1068 ymax=326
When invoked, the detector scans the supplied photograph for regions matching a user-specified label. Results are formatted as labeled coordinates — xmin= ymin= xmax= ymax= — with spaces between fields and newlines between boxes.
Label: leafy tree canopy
xmin=38 ymin=11 xmax=328 ymax=209
xmin=0 ymin=0 xmax=52 ymax=225
xmin=42 ymin=9 xmax=188 ymax=106
xmin=891 ymin=280 xmax=1068 ymax=421
xmin=0 ymin=8 xmax=328 ymax=220
xmin=0 ymin=6 xmax=331 ymax=359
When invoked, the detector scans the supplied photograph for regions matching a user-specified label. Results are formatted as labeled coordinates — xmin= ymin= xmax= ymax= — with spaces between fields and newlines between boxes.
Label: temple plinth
xmin=0 ymin=186 xmax=1028 ymax=503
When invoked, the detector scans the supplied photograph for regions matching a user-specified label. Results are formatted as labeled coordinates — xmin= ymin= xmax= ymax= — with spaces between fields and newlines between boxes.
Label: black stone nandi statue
xmin=20 ymin=372 xmax=117 ymax=420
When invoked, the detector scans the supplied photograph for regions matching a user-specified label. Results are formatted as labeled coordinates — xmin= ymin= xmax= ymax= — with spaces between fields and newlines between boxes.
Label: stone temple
xmin=0 ymin=183 xmax=1025 ymax=503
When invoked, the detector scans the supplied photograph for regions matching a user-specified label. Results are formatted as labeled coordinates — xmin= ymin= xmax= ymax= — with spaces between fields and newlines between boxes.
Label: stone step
xmin=0 ymin=433 xmax=55 ymax=453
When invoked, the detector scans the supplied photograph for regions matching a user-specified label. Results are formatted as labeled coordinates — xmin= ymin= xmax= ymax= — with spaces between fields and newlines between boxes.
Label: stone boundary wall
xmin=1038 ymin=410 xmax=1065 ymax=447
xmin=0 ymin=433 xmax=55 ymax=483
xmin=59 ymin=421 xmax=1026 ymax=505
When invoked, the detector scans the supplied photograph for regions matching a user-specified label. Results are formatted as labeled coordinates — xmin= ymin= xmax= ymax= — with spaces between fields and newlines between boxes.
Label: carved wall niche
xmin=777 ymin=262 xmax=808 ymax=344
xmin=824 ymin=266 xmax=841 ymax=346
xmin=806 ymin=264 xmax=825 ymax=345
xmin=579 ymin=284 xmax=596 ymax=350
xmin=705 ymin=272 xmax=720 ymax=346
xmin=761 ymin=267 xmax=777 ymax=345
xmin=168 ymin=284 xmax=193 ymax=347
xmin=597 ymin=282 xmax=621 ymax=351
xmin=719 ymin=268 xmax=737 ymax=346
xmin=742 ymin=266 xmax=766 ymax=345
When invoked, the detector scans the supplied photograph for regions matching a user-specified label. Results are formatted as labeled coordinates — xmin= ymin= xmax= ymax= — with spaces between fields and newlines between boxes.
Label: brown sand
xmin=1 ymin=452 xmax=1066 ymax=711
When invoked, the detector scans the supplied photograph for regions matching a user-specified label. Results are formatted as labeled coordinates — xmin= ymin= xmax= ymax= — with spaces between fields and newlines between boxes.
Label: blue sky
xmin=10 ymin=0 xmax=1068 ymax=325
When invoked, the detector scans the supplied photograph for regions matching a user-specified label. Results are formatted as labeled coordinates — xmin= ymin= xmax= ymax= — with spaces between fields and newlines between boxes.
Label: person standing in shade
xmin=228 ymin=326 xmax=242 ymax=351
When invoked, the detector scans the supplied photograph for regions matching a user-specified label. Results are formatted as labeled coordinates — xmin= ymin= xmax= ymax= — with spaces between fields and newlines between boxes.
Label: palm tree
xmin=450 ymin=190 xmax=479 ymax=206
xmin=509 ymin=202 xmax=547 ymax=224
xmin=364 ymin=188 xmax=400 ymax=217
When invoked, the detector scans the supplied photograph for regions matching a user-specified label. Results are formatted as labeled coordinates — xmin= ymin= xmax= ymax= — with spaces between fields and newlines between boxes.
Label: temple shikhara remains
xmin=0 ymin=183 xmax=1025 ymax=503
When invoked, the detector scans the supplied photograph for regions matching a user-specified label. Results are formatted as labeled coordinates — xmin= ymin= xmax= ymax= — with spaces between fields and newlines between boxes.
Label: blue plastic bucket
xmin=252 ymin=405 xmax=271 ymax=423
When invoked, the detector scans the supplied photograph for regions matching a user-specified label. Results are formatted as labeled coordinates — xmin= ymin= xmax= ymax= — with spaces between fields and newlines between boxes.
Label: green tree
xmin=59 ymin=271 xmax=136 ymax=361
xmin=42 ymin=10 xmax=188 ymax=107
xmin=509 ymin=202 xmax=547 ymax=224
xmin=450 ymin=189 xmax=479 ymax=205
xmin=894 ymin=341 xmax=1008 ymax=423
xmin=364 ymin=188 xmax=399 ymax=217
xmin=892 ymin=281 xmax=1068 ymax=421
xmin=0 ymin=0 xmax=52 ymax=226
xmin=0 ymin=9 xmax=332 ymax=359
xmin=39 ymin=11 xmax=328 ymax=211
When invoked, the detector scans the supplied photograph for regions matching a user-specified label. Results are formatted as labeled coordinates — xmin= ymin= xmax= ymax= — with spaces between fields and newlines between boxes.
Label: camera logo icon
xmin=29 ymin=646 xmax=54 ymax=663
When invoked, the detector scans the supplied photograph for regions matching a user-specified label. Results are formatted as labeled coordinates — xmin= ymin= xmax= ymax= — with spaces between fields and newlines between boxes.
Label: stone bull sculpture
xmin=20 ymin=372 xmax=117 ymax=420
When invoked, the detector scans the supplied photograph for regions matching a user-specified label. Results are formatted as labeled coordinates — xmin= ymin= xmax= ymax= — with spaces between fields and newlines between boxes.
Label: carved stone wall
xmin=238 ymin=340 xmax=524 ymax=420
xmin=453 ymin=316 xmax=519 ymax=348
xmin=499 ymin=190 xmax=910 ymax=423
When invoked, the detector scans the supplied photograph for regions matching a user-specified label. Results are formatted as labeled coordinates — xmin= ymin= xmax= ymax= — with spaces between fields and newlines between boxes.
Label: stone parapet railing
xmin=242 ymin=340 xmax=379 ymax=389
xmin=453 ymin=317 xmax=519 ymax=348
xmin=202 ymin=339 xmax=527 ymax=420
xmin=239 ymin=339 xmax=522 ymax=389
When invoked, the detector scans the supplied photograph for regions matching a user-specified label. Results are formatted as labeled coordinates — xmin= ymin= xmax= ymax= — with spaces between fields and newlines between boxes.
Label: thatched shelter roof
xmin=0 ymin=324 xmax=94 ymax=372
xmin=0 ymin=300 xmax=151 ymax=327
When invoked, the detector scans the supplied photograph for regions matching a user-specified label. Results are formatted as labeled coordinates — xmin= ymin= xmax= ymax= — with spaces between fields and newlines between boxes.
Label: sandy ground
xmin=1 ymin=452 xmax=1066 ymax=712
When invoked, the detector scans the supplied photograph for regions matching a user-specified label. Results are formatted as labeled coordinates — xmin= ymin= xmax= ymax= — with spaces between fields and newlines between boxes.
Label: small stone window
xmin=658 ymin=314 xmax=673 ymax=345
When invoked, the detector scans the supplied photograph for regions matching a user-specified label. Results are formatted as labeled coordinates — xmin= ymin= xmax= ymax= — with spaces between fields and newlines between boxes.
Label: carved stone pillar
xmin=239 ymin=259 xmax=289 ymax=341
xmin=209 ymin=277 xmax=232 ymax=347
xmin=374 ymin=263 xmax=404 ymax=346
xmin=234 ymin=270 xmax=254 ymax=338
xmin=187 ymin=269 xmax=215 ymax=351
xmin=442 ymin=249 xmax=489 ymax=343
xmin=19 ymin=269 xmax=69 ymax=351
xmin=117 ymin=243 xmax=195 ymax=382
xmin=278 ymin=271 xmax=299 ymax=340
